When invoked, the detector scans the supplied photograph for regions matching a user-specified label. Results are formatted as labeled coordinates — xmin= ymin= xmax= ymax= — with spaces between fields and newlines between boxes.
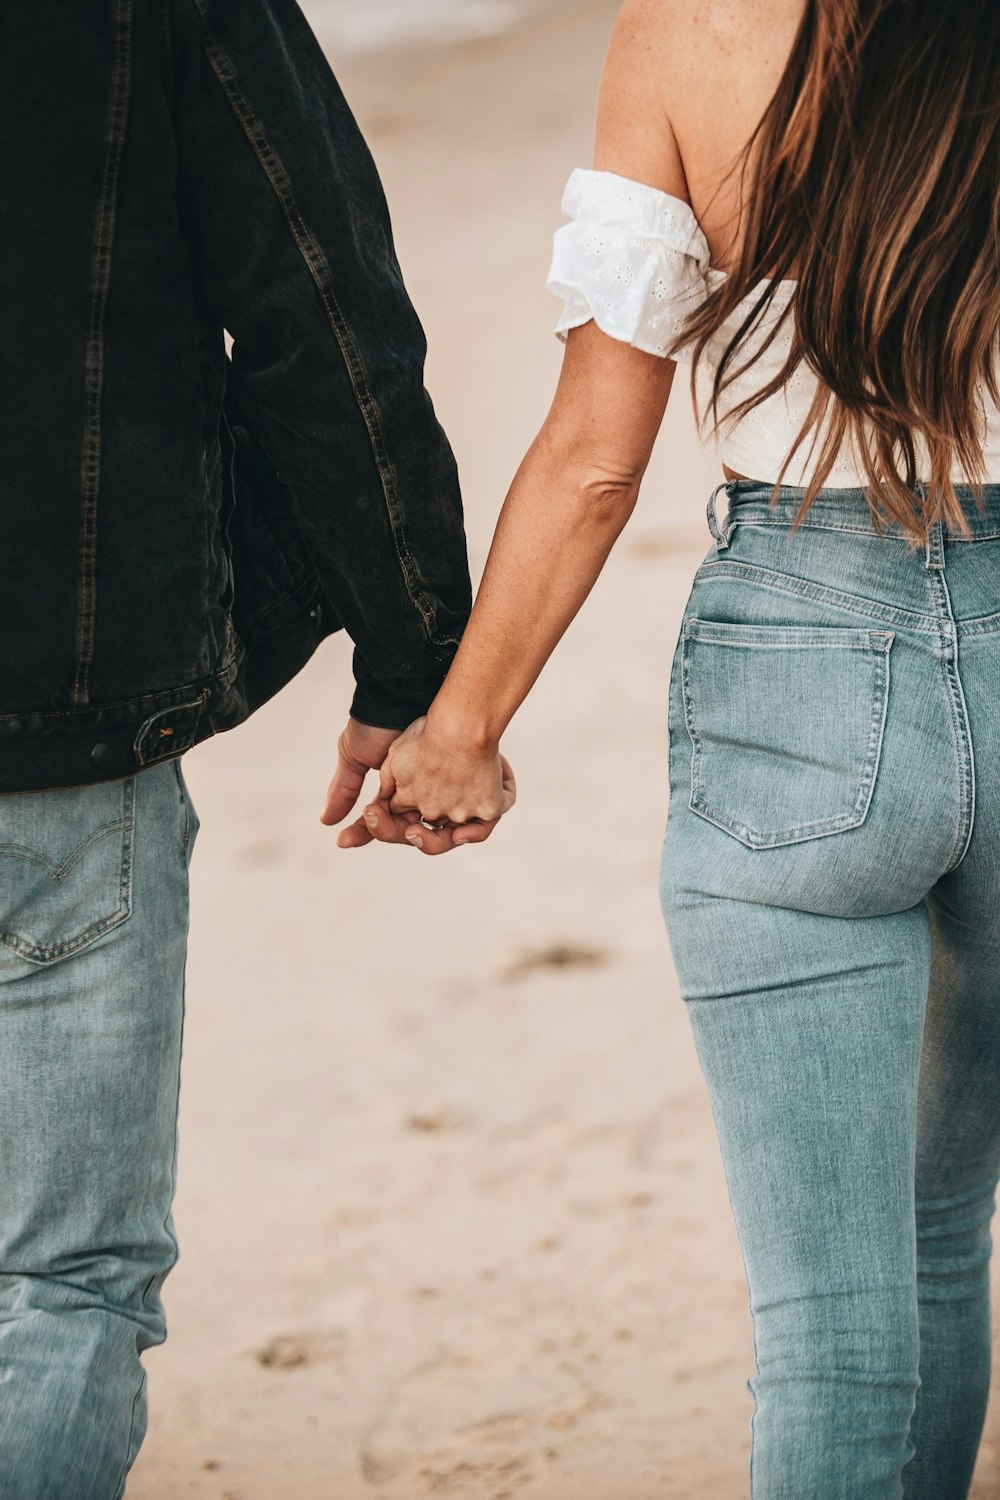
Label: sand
xmin=126 ymin=2 xmax=1000 ymax=1495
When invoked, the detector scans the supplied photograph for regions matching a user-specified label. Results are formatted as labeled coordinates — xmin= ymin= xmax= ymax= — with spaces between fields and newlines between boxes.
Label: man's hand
xmin=320 ymin=719 xmax=401 ymax=848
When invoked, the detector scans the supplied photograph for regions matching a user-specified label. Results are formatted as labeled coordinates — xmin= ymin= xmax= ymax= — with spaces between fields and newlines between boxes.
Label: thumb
xmin=320 ymin=748 xmax=367 ymax=827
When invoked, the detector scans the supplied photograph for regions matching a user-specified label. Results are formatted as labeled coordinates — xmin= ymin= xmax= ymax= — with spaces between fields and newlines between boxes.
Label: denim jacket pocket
xmin=0 ymin=777 xmax=136 ymax=965
xmin=681 ymin=620 xmax=894 ymax=849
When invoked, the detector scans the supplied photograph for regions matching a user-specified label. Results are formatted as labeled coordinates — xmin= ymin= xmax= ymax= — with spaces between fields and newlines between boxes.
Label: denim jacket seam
xmin=189 ymin=0 xmax=447 ymax=649
xmin=153 ymin=0 xmax=175 ymax=96
xmin=73 ymin=0 xmax=134 ymax=708
xmin=0 ymin=666 xmax=228 ymax=727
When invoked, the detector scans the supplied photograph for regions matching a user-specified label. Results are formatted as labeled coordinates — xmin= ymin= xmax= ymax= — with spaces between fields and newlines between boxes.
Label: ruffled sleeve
xmin=546 ymin=168 xmax=712 ymax=359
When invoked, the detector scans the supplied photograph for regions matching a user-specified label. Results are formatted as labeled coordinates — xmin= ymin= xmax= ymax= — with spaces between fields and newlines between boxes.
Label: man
xmin=0 ymin=2 xmax=471 ymax=1494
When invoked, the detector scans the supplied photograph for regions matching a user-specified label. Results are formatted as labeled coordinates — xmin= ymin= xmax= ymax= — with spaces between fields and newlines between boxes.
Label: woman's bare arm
xmin=427 ymin=324 xmax=675 ymax=755
xmin=337 ymin=0 xmax=691 ymax=852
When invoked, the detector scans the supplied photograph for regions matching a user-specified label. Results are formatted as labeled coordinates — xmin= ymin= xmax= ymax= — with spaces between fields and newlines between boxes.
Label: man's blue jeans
xmin=0 ymin=759 xmax=197 ymax=1498
xmin=662 ymin=481 xmax=1000 ymax=1499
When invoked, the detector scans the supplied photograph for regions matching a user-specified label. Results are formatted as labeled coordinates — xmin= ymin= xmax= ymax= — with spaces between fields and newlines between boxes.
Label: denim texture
xmin=0 ymin=759 xmax=197 ymax=1497
xmin=661 ymin=481 xmax=1000 ymax=1499
xmin=0 ymin=0 xmax=471 ymax=794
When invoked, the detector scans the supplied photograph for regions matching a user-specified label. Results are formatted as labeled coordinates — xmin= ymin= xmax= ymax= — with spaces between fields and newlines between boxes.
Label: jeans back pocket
xmin=0 ymin=776 xmax=136 ymax=965
xmin=681 ymin=619 xmax=893 ymax=849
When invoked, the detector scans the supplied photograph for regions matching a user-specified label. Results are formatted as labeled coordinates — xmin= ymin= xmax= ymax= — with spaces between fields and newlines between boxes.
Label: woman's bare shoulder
xmin=609 ymin=0 xmax=801 ymax=63
xmin=595 ymin=0 xmax=803 ymax=209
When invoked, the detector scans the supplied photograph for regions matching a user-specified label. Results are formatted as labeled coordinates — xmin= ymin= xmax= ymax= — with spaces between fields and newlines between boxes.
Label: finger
xmin=402 ymin=821 xmax=496 ymax=856
xmin=320 ymin=752 xmax=367 ymax=827
xmin=336 ymin=816 xmax=374 ymax=850
xmin=362 ymin=799 xmax=421 ymax=846
xmin=403 ymin=824 xmax=458 ymax=856
xmin=450 ymin=819 xmax=497 ymax=847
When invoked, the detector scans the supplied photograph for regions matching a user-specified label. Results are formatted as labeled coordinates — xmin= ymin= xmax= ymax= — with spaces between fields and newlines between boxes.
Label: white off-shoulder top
xmin=547 ymin=169 xmax=1000 ymax=488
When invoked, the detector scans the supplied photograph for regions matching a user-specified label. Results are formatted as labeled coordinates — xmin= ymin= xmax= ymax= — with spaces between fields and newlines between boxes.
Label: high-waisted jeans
xmin=661 ymin=481 xmax=1000 ymax=1499
xmin=0 ymin=759 xmax=197 ymax=1499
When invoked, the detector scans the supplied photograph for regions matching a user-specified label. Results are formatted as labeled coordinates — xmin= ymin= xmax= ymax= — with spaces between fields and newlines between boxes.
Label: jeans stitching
xmin=171 ymin=759 xmax=190 ymax=847
xmin=722 ymin=492 xmax=1000 ymax=544
xmin=957 ymin=612 xmax=1000 ymax=638
xmin=694 ymin=559 xmax=941 ymax=634
xmin=926 ymin=569 xmax=976 ymax=874
xmin=190 ymin=1 xmax=457 ymax=650
xmin=728 ymin=517 xmax=891 ymax=539
xmin=0 ymin=777 xmax=136 ymax=963
xmin=0 ymin=819 xmax=132 ymax=880
xmin=112 ymin=764 xmax=189 ymax=1497
xmin=684 ymin=620 xmax=892 ymax=650
xmin=681 ymin=628 xmax=892 ymax=849
xmin=73 ymin=0 xmax=133 ymax=707
xmin=727 ymin=516 xmax=1000 ymax=544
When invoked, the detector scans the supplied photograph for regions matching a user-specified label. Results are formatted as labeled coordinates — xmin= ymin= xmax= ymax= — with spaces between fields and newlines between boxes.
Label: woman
xmin=338 ymin=1 xmax=1000 ymax=1493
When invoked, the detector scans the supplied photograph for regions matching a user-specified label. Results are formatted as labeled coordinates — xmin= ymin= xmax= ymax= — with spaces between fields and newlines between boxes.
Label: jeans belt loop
xmin=707 ymin=481 xmax=736 ymax=551
xmin=924 ymin=524 xmax=944 ymax=570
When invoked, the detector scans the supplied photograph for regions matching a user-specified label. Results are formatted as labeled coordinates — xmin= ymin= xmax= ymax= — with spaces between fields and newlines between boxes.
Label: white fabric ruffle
xmin=546 ymin=169 xmax=1000 ymax=485
xmin=546 ymin=168 xmax=713 ymax=359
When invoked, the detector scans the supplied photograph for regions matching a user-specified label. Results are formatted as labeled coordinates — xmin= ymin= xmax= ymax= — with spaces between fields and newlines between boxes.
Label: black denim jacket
xmin=0 ymin=0 xmax=472 ymax=794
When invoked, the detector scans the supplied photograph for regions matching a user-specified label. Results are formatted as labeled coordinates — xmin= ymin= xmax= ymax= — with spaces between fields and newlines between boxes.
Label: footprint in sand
xmin=499 ymin=942 xmax=611 ymax=984
xmin=253 ymin=1328 xmax=348 ymax=1370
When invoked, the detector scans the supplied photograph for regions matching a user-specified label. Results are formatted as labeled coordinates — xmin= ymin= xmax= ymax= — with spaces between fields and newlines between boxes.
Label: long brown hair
xmin=674 ymin=0 xmax=1000 ymax=538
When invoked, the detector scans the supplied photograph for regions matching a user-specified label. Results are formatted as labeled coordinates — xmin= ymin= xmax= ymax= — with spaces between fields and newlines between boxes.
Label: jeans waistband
xmin=709 ymin=480 xmax=1000 ymax=548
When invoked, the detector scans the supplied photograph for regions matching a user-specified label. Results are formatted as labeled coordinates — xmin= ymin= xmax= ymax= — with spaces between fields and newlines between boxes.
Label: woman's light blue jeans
xmin=661 ymin=480 xmax=1000 ymax=1500
xmin=0 ymin=758 xmax=197 ymax=1498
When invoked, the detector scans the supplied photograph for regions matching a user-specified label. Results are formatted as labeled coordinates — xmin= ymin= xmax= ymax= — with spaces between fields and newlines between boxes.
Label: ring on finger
xmin=418 ymin=816 xmax=449 ymax=832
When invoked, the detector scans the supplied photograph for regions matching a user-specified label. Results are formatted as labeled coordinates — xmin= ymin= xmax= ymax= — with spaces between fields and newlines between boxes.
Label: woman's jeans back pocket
xmin=681 ymin=620 xmax=893 ymax=849
xmin=0 ymin=776 xmax=136 ymax=965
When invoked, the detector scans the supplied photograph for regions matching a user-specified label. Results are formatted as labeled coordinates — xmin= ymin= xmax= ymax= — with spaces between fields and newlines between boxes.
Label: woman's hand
xmin=360 ymin=715 xmax=517 ymax=856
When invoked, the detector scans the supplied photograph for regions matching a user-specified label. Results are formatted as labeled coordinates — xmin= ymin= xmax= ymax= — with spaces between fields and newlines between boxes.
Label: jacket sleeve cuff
xmin=349 ymin=672 xmax=449 ymax=731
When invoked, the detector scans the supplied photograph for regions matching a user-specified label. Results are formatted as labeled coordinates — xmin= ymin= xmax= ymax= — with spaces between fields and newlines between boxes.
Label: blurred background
xmin=128 ymin=2 xmax=1000 ymax=1496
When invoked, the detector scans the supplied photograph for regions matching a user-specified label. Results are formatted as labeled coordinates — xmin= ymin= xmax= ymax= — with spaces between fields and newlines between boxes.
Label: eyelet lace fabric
xmin=547 ymin=168 xmax=1000 ymax=487
xmin=547 ymin=169 xmax=715 ymax=359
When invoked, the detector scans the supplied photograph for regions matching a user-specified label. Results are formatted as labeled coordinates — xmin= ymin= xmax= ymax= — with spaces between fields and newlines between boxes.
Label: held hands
xmin=322 ymin=715 xmax=516 ymax=856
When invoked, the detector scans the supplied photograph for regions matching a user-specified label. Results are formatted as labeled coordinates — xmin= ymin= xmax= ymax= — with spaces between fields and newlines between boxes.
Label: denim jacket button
xmin=90 ymin=740 xmax=114 ymax=768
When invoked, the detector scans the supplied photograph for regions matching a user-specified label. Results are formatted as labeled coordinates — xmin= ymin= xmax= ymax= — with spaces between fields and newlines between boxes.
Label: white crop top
xmin=547 ymin=169 xmax=1000 ymax=488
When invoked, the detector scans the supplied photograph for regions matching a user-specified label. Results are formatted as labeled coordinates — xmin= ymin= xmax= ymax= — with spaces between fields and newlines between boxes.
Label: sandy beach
xmin=127 ymin=2 xmax=1000 ymax=1495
